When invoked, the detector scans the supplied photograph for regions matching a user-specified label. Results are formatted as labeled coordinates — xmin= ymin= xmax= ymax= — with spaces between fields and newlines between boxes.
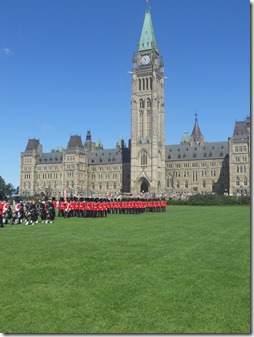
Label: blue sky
xmin=0 ymin=0 xmax=250 ymax=188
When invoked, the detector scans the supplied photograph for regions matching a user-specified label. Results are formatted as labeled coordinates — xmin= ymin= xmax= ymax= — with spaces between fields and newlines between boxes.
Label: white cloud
xmin=1 ymin=47 xmax=13 ymax=56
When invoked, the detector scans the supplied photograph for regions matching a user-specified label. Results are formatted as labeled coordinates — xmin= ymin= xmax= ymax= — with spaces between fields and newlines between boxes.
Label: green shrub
xmin=167 ymin=194 xmax=250 ymax=206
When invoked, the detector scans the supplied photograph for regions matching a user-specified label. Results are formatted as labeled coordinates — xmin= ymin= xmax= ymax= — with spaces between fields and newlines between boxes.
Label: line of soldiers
xmin=0 ymin=197 xmax=167 ymax=226
xmin=58 ymin=198 xmax=167 ymax=218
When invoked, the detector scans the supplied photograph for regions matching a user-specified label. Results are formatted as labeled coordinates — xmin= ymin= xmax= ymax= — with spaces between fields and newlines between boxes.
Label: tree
xmin=0 ymin=176 xmax=16 ymax=198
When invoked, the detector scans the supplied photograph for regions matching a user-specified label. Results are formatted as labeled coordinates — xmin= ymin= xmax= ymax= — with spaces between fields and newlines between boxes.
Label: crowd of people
xmin=0 ymin=197 xmax=167 ymax=228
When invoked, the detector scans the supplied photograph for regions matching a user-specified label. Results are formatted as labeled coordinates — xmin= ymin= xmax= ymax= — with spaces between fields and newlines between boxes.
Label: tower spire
xmin=138 ymin=8 xmax=158 ymax=52
xmin=190 ymin=114 xmax=205 ymax=146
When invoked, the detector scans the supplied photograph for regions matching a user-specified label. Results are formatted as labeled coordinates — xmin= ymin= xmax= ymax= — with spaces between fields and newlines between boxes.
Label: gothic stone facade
xmin=19 ymin=10 xmax=250 ymax=198
xmin=20 ymin=116 xmax=250 ymax=198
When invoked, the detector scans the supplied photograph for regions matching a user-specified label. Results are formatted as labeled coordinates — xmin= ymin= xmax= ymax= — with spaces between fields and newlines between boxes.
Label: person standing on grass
xmin=0 ymin=199 xmax=3 ymax=227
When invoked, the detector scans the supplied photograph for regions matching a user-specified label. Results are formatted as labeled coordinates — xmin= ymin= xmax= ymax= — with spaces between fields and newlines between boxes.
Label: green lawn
xmin=0 ymin=206 xmax=250 ymax=333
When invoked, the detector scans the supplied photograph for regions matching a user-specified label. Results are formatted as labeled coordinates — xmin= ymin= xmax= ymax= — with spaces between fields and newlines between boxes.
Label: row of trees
xmin=0 ymin=176 xmax=16 ymax=199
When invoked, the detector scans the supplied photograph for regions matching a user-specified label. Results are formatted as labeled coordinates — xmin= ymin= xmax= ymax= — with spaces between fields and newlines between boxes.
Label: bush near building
xmin=167 ymin=194 xmax=250 ymax=206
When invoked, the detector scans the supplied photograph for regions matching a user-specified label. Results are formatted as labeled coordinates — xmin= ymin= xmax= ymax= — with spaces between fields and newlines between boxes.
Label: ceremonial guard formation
xmin=0 ymin=196 xmax=167 ymax=227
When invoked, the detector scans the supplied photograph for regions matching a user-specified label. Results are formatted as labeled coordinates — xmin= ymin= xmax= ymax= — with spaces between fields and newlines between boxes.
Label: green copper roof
xmin=181 ymin=132 xmax=190 ymax=143
xmin=139 ymin=9 xmax=159 ymax=52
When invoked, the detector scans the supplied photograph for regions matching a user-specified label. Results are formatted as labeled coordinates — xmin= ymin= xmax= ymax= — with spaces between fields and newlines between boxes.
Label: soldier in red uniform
xmin=0 ymin=200 xmax=4 ymax=227
xmin=102 ymin=200 xmax=108 ymax=217
xmin=74 ymin=198 xmax=79 ymax=217
xmin=85 ymin=199 xmax=92 ymax=218
xmin=58 ymin=198 xmax=66 ymax=217
xmin=79 ymin=198 xmax=85 ymax=217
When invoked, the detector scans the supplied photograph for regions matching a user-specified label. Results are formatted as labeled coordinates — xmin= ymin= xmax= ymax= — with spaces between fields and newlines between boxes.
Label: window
xmin=150 ymin=77 xmax=153 ymax=89
xmin=139 ymin=79 xmax=141 ymax=91
xmin=141 ymin=151 xmax=147 ymax=166
xmin=147 ymin=111 xmax=151 ymax=136
xmin=236 ymin=177 xmax=240 ymax=186
xmin=139 ymin=111 xmax=144 ymax=138
xmin=166 ymin=176 xmax=171 ymax=188
xmin=193 ymin=171 xmax=198 ymax=182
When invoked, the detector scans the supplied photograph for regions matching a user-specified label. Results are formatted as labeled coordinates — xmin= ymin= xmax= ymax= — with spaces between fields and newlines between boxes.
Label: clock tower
xmin=130 ymin=9 xmax=165 ymax=194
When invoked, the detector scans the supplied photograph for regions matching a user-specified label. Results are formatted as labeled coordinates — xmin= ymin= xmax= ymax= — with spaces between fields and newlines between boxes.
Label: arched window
xmin=166 ymin=176 xmax=170 ymax=188
xmin=147 ymin=111 xmax=151 ymax=136
xmin=139 ymin=111 xmax=144 ymax=138
xmin=139 ymin=99 xmax=144 ymax=108
xmin=146 ymin=78 xmax=149 ymax=90
xmin=150 ymin=78 xmax=153 ymax=89
xmin=139 ymin=79 xmax=141 ymax=91
xmin=142 ymin=78 xmax=145 ymax=90
xmin=185 ymin=181 xmax=188 ymax=188
xmin=141 ymin=151 xmax=147 ymax=166
xmin=236 ymin=177 xmax=240 ymax=186
xmin=203 ymin=180 xmax=206 ymax=188
xmin=244 ymin=177 xmax=247 ymax=186
xmin=147 ymin=98 xmax=151 ymax=108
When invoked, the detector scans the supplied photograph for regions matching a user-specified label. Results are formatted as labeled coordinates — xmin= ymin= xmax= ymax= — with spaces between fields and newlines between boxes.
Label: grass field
xmin=0 ymin=206 xmax=250 ymax=333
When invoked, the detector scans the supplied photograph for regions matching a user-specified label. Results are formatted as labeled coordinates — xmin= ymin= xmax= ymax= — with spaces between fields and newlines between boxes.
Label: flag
xmin=12 ymin=186 xmax=19 ymax=196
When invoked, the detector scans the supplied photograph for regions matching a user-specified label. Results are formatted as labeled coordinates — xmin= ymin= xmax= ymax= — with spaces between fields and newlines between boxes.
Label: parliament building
xmin=20 ymin=9 xmax=250 ymax=198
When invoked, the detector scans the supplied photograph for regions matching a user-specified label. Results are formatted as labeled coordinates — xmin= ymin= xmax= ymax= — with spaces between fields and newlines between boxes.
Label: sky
xmin=0 ymin=0 xmax=250 ymax=188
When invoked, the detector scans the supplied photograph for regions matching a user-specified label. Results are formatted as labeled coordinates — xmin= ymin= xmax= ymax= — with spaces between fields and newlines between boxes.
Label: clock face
xmin=141 ymin=55 xmax=150 ymax=65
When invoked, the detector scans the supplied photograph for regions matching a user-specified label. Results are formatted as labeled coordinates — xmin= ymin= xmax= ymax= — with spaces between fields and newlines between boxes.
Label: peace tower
xmin=130 ymin=9 xmax=166 ymax=194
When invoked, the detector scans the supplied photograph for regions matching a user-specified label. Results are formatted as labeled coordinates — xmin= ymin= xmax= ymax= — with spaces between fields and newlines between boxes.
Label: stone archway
xmin=140 ymin=180 xmax=149 ymax=193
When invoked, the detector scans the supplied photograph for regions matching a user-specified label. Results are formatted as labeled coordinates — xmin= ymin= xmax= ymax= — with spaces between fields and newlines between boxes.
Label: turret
xmin=190 ymin=114 xmax=205 ymax=146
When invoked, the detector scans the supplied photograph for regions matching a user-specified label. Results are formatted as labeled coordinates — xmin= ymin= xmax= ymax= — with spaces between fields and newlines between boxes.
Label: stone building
xmin=19 ymin=9 xmax=250 ymax=198
xmin=228 ymin=117 xmax=250 ymax=196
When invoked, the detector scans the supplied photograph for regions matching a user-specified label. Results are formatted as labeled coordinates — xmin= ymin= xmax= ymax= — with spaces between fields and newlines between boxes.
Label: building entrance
xmin=140 ymin=181 xmax=149 ymax=193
